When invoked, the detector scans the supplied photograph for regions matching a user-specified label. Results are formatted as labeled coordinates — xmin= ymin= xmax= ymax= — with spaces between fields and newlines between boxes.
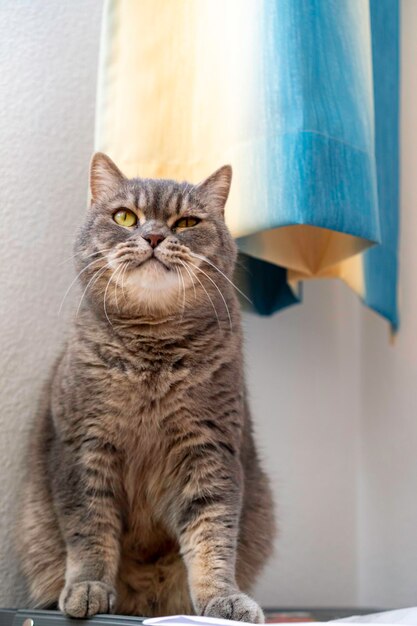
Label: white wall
xmin=0 ymin=0 xmax=415 ymax=613
xmin=245 ymin=282 xmax=361 ymax=608
xmin=0 ymin=0 xmax=102 ymax=606
xmin=357 ymin=0 xmax=417 ymax=608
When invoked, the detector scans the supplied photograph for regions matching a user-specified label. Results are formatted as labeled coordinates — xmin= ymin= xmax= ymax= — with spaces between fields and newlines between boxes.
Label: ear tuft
xmin=90 ymin=152 xmax=126 ymax=201
xmin=195 ymin=165 xmax=232 ymax=214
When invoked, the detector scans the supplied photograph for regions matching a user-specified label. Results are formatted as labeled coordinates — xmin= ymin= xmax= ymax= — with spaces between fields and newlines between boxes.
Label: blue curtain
xmin=236 ymin=0 xmax=400 ymax=328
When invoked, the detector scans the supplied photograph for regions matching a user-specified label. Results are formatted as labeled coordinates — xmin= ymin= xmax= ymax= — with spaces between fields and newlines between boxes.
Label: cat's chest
xmin=119 ymin=427 xmax=175 ymax=551
xmin=90 ymin=333 xmax=227 ymax=439
xmin=99 ymin=340 xmax=193 ymax=404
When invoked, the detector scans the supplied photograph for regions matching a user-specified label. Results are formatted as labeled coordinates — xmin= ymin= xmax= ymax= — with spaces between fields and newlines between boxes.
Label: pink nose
xmin=143 ymin=233 xmax=165 ymax=249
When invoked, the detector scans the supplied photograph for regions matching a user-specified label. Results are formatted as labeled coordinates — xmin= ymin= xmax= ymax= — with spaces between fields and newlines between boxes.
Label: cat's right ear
xmin=90 ymin=152 xmax=126 ymax=202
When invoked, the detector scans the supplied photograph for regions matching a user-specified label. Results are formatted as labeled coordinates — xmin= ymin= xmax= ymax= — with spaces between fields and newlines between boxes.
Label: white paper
xmin=332 ymin=606 xmax=417 ymax=624
xmin=143 ymin=613 xmax=416 ymax=626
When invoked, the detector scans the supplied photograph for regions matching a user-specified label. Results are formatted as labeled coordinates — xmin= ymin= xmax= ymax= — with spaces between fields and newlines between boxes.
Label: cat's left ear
xmin=195 ymin=165 xmax=232 ymax=216
xmin=90 ymin=152 xmax=126 ymax=202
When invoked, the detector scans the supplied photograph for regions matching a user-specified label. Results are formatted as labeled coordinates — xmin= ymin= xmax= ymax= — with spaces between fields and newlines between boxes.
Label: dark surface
xmin=266 ymin=607 xmax=381 ymax=620
xmin=0 ymin=608 xmax=383 ymax=626
xmin=0 ymin=610 xmax=145 ymax=626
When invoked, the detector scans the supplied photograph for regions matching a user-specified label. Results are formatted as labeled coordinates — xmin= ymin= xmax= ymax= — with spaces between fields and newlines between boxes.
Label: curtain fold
xmin=96 ymin=0 xmax=400 ymax=328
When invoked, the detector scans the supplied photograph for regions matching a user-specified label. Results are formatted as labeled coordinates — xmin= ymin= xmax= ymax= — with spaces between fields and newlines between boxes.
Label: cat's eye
xmin=173 ymin=216 xmax=200 ymax=230
xmin=113 ymin=209 xmax=138 ymax=227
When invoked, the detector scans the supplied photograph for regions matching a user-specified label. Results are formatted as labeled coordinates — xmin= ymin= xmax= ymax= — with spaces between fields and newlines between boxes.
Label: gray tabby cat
xmin=17 ymin=154 xmax=275 ymax=622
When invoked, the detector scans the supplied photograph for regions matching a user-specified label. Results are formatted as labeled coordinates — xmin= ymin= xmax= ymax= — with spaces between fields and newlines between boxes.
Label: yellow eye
xmin=113 ymin=209 xmax=137 ymax=227
xmin=174 ymin=216 xmax=200 ymax=230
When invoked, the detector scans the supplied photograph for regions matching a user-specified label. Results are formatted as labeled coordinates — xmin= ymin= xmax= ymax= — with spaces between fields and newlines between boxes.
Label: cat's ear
xmin=90 ymin=152 xmax=126 ymax=202
xmin=195 ymin=165 xmax=232 ymax=215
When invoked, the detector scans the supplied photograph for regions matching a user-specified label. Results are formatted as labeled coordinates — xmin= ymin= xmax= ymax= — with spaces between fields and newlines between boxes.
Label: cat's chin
xmin=123 ymin=260 xmax=179 ymax=295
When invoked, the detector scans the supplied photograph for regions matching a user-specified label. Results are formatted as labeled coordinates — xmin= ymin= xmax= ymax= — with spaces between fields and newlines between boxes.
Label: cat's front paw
xmin=59 ymin=581 xmax=116 ymax=618
xmin=203 ymin=593 xmax=264 ymax=623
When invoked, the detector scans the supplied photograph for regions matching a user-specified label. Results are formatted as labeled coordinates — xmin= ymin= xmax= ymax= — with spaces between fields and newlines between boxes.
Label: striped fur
xmin=16 ymin=153 xmax=275 ymax=622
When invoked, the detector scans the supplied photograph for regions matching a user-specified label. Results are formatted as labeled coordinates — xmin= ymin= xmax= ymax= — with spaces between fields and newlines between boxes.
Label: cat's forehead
xmin=113 ymin=178 xmax=205 ymax=221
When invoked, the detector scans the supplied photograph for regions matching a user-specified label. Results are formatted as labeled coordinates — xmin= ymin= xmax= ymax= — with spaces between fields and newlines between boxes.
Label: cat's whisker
xmin=76 ymin=261 xmax=113 ymax=318
xmin=113 ymin=263 xmax=126 ymax=313
xmin=103 ymin=267 xmax=118 ymax=327
xmin=189 ymin=251 xmax=252 ymax=304
xmin=120 ymin=262 xmax=130 ymax=303
xmin=182 ymin=182 xmax=193 ymax=205
xmin=174 ymin=267 xmax=182 ymax=312
xmin=180 ymin=268 xmax=186 ymax=320
xmin=58 ymin=248 xmax=113 ymax=267
xmin=235 ymin=256 xmax=253 ymax=276
xmin=175 ymin=266 xmax=186 ymax=321
xmin=187 ymin=261 xmax=232 ymax=330
xmin=59 ymin=256 xmax=108 ymax=315
xmin=181 ymin=260 xmax=221 ymax=329
xmin=178 ymin=259 xmax=197 ymax=301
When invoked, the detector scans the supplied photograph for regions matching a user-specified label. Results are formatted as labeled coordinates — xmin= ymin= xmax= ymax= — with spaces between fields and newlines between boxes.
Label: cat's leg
xmin=17 ymin=477 xmax=66 ymax=607
xmin=174 ymin=453 xmax=264 ymax=623
xmin=236 ymin=435 xmax=276 ymax=592
xmin=52 ymin=438 xmax=122 ymax=618
xmin=16 ymin=405 xmax=66 ymax=608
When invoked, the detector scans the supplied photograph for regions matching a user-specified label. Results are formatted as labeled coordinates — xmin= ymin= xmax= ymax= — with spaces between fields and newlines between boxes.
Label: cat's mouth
xmin=141 ymin=256 xmax=171 ymax=272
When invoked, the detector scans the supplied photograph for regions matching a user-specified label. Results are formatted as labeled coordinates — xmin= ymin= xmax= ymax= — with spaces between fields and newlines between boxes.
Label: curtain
xmin=95 ymin=0 xmax=400 ymax=328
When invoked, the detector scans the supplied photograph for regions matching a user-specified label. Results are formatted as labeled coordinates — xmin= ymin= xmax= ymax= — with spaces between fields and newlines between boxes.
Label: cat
xmin=16 ymin=153 xmax=276 ymax=622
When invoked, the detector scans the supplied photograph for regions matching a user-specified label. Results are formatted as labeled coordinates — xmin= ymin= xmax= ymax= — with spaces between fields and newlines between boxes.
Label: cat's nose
xmin=143 ymin=233 xmax=165 ymax=249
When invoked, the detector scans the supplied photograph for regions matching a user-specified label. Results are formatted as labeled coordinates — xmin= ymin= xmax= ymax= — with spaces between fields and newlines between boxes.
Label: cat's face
xmin=75 ymin=153 xmax=237 ymax=317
